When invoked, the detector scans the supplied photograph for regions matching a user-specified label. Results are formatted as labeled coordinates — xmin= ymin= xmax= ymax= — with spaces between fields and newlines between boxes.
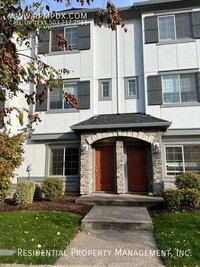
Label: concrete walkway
xmin=55 ymin=206 xmax=164 ymax=267
xmin=55 ymin=229 xmax=164 ymax=266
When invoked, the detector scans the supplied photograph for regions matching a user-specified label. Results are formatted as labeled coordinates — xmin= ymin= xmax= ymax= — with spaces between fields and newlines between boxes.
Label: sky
xmin=23 ymin=0 xmax=146 ymax=11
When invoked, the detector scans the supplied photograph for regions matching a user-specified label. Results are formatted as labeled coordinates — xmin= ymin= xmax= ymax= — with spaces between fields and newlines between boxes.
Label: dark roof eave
xmin=134 ymin=0 xmax=186 ymax=8
xmin=71 ymin=121 xmax=172 ymax=131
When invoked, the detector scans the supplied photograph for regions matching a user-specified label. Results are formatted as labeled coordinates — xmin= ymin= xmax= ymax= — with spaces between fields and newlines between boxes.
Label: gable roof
xmin=71 ymin=113 xmax=171 ymax=132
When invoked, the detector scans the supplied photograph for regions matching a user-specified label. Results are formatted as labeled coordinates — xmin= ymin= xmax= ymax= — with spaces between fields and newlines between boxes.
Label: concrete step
xmin=76 ymin=194 xmax=163 ymax=207
xmin=81 ymin=206 xmax=153 ymax=231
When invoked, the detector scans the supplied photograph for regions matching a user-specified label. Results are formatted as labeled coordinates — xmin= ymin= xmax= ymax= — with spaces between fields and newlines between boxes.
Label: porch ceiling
xmin=71 ymin=113 xmax=171 ymax=132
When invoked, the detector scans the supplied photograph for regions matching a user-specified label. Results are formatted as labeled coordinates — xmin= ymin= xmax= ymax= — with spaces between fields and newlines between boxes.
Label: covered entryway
xmin=71 ymin=113 xmax=171 ymax=195
xmin=127 ymin=145 xmax=148 ymax=192
xmin=95 ymin=146 xmax=115 ymax=191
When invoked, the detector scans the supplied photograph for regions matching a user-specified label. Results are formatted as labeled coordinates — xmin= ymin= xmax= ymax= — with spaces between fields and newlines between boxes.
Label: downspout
xmin=116 ymin=27 xmax=120 ymax=114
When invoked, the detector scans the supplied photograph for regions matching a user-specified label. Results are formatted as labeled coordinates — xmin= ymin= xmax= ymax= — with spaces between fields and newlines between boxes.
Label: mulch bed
xmin=0 ymin=194 xmax=93 ymax=217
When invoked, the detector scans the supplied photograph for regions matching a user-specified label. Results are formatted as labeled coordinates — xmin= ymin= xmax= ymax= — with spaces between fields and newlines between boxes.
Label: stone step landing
xmin=81 ymin=206 xmax=153 ymax=231
xmin=76 ymin=193 xmax=163 ymax=207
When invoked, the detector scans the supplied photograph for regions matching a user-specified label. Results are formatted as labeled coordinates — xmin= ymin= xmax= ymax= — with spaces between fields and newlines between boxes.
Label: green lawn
xmin=0 ymin=210 xmax=81 ymax=264
xmin=153 ymin=211 xmax=200 ymax=267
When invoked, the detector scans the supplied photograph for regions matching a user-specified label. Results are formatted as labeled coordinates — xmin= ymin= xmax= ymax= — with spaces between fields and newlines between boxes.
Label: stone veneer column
xmin=116 ymin=140 xmax=126 ymax=194
xmin=151 ymin=132 xmax=164 ymax=195
xmin=80 ymin=134 xmax=93 ymax=195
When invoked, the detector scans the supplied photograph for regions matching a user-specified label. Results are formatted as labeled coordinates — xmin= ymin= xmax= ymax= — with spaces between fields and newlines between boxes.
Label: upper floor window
xmin=99 ymin=79 xmax=112 ymax=101
xmin=65 ymin=27 xmax=78 ymax=50
xmin=124 ymin=77 xmax=138 ymax=99
xmin=165 ymin=145 xmax=200 ymax=176
xmin=144 ymin=11 xmax=199 ymax=43
xmin=147 ymin=72 xmax=200 ymax=106
xmin=102 ymin=82 xmax=109 ymax=98
xmin=162 ymin=74 xmax=197 ymax=104
xmin=52 ymin=27 xmax=78 ymax=51
xmin=35 ymin=81 xmax=90 ymax=112
xmin=158 ymin=16 xmax=176 ymax=41
xmin=50 ymin=82 xmax=78 ymax=110
xmin=38 ymin=24 xmax=90 ymax=54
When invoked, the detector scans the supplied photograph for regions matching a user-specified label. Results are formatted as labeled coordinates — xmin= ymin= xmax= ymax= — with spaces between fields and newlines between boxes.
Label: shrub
xmin=0 ymin=176 xmax=11 ymax=202
xmin=162 ymin=189 xmax=183 ymax=208
xmin=175 ymin=172 xmax=200 ymax=190
xmin=16 ymin=181 xmax=35 ymax=204
xmin=41 ymin=178 xmax=63 ymax=201
xmin=182 ymin=189 xmax=200 ymax=208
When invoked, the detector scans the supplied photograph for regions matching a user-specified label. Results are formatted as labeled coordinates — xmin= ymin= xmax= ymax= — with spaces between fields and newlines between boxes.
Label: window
xmin=65 ymin=148 xmax=79 ymax=175
xmin=65 ymin=27 xmax=78 ymax=50
xmin=165 ymin=145 xmax=200 ymax=176
xmin=35 ymin=81 xmax=90 ymax=112
xmin=99 ymin=80 xmax=112 ymax=101
xmin=159 ymin=16 xmax=176 ymax=41
xmin=49 ymin=82 xmax=78 ymax=110
xmin=165 ymin=147 xmax=183 ymax=176
xmin=52 ymin=27 xmax=78 ymax=51
xmin=50 ymin=147 xmax=79 ymax=176
xmin=50 ymin=149 xmax=64 ymax=175
xmin=158 ymin=14 xmax=192 ymax=42
xmin=38 ymin=24 xmax=90 ymax=54
xmin=102 ymin=82 xmax=109 ymax=98
xmin=147 ymin=72 xmax=200 ymax=106
xmin=51 ymin=27 xmax=63 ymax=52
xmin=162 ymin=74 xmax=197 ymax=104
xmin=145 ymin=12 xmax=194 ymax=43
xmin=125 ymin=77 xmax=138 ymax=99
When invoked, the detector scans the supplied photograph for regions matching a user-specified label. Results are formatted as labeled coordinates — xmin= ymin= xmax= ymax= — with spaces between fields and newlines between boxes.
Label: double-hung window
xmin=165 ymin=145 xmax=200 ymax=176
xmin=50 ymin=147 xmax=79 ymax=176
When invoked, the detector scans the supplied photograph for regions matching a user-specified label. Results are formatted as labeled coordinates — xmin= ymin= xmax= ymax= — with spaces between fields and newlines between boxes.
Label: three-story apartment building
xmin=4 ymin=0 xmax=200 ymax=195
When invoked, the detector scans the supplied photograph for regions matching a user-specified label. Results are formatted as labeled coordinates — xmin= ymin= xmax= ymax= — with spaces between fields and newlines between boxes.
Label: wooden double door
xmin=95 ymin=145 xmax=148 ymax=192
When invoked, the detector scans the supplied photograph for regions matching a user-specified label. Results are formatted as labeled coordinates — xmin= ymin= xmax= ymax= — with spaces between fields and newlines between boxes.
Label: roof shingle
xmin=71 ymin=113 xmax=171 ymax=132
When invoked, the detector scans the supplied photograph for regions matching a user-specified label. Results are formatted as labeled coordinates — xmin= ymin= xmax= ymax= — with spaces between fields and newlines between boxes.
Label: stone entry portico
xmin=80 ymin=130 xmax=163 ymax=195
xmin=71 ymin=113 xmax=171 ymax=196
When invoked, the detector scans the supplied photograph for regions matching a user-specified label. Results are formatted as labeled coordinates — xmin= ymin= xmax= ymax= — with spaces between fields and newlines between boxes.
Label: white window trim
xmin=99 ymin=79 xmax=112 ymax=101
xmin=124 ymin=77 xmax=138 ymax=99
xmin=158 ymin=15 xmax=176 ymax=42
xmin=164 ymin=145 xmax=185 ymax=177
